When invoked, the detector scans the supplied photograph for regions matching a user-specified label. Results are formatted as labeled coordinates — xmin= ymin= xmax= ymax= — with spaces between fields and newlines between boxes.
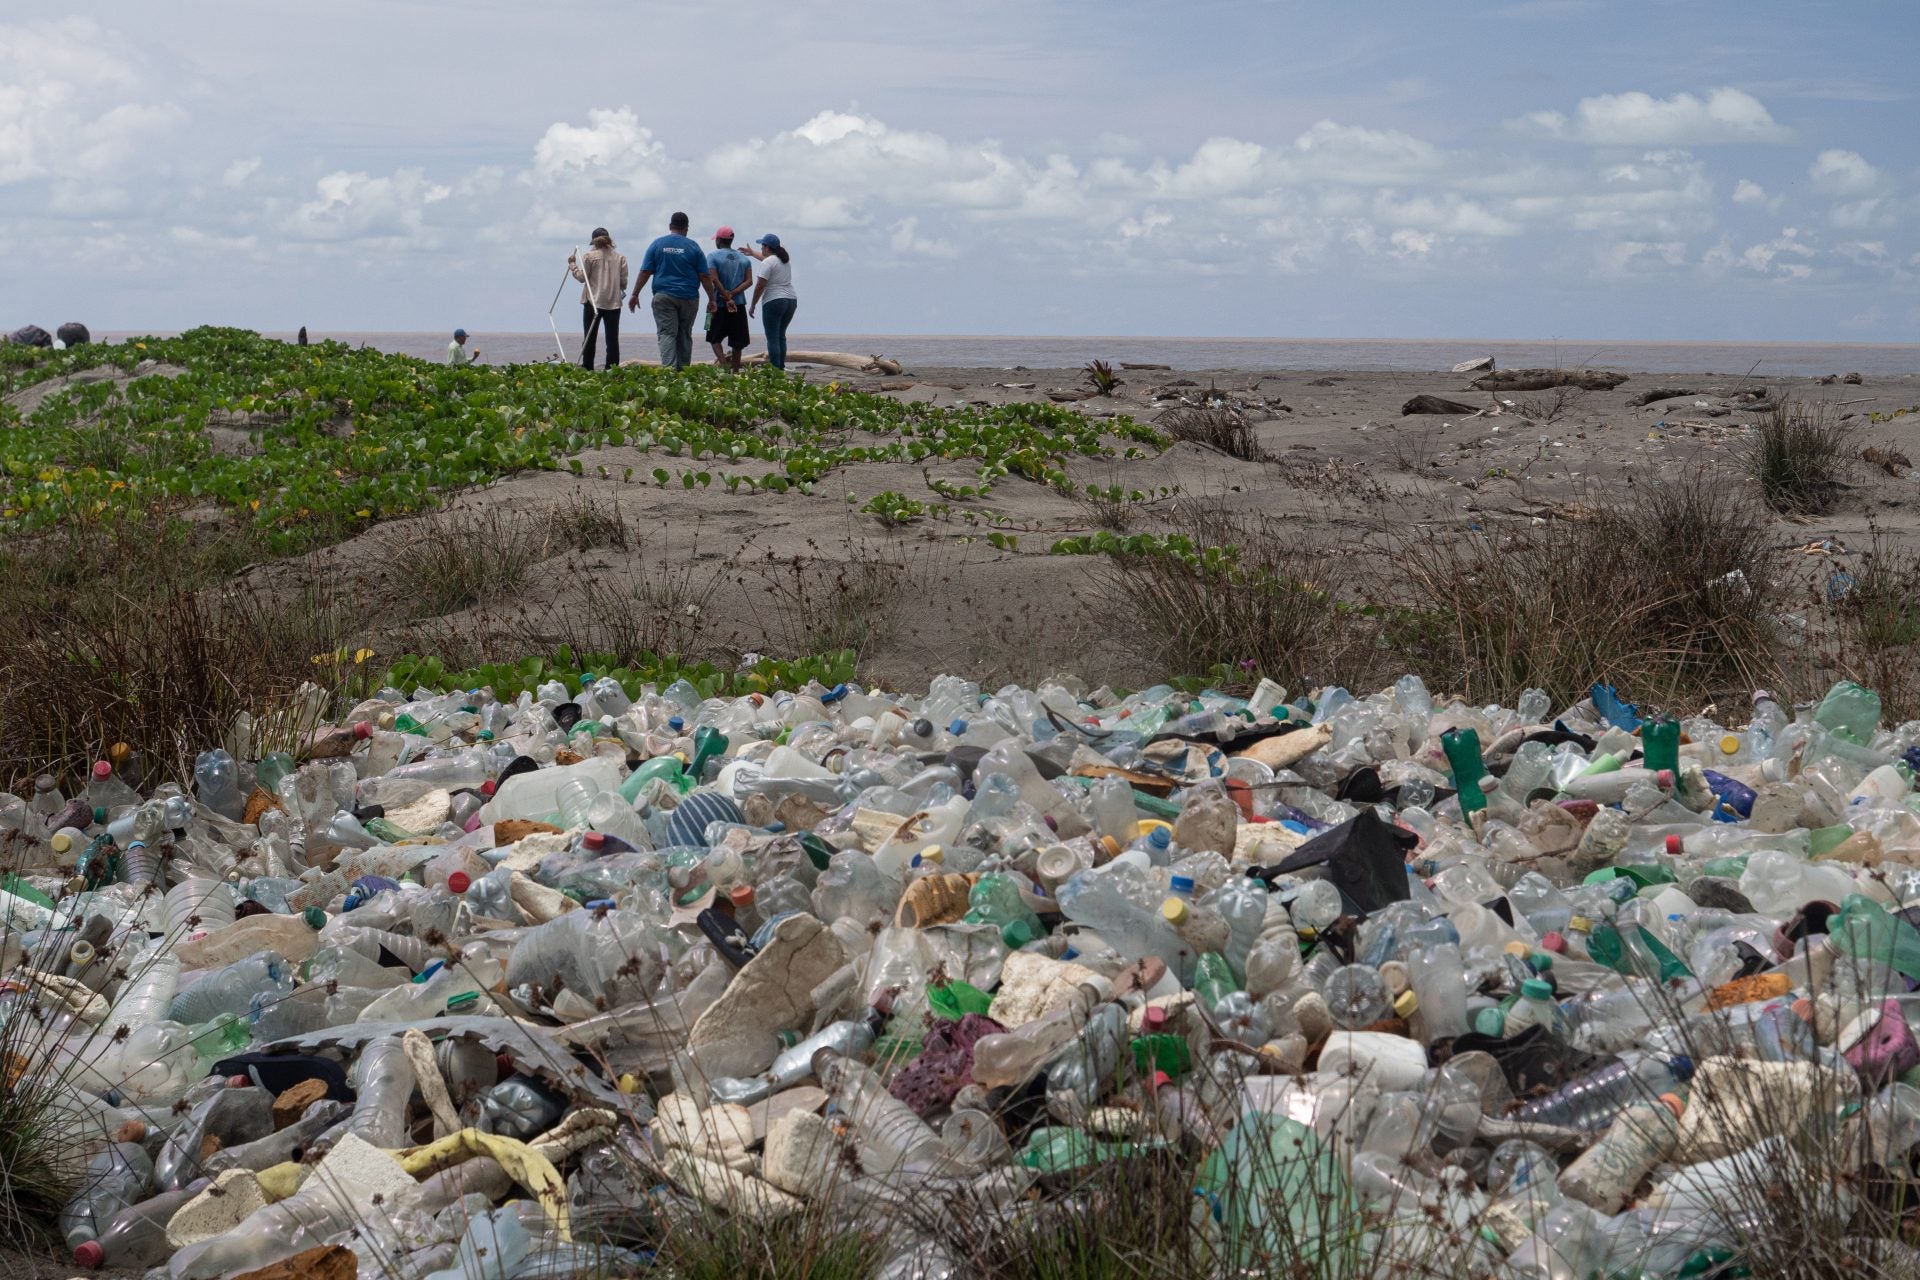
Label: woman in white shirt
xmin=743 ymin=233 xmax=797 ymax=371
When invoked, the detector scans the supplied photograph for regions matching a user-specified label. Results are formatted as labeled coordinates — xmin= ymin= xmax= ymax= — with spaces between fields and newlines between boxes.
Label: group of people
xmin=567 ymin=213 xmax=798 ymax=372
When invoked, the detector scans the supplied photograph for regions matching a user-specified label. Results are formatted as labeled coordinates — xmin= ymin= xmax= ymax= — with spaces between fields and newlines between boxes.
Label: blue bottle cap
xmin=1170 ymin=874 xmax=1195 ymax=896
xmin=949 ymin=719 xmax=968 ymax=735
xmin=823 ymin=683 xmax=848 ymax=703
xmin=413 ymin=959 xmax=445 ymax=983
xmin=668 ymin=716 xmax=685 ymax=732
xmin=1668 ymin=1054 xmax=1695 ymax=1081
xmin=1149 ymin=828 xmax=1171 ymax=849
xmin=341 ymin=894 xmax=363 ymax=912
xmin=585 ymin=898 xmax=617 ymax=910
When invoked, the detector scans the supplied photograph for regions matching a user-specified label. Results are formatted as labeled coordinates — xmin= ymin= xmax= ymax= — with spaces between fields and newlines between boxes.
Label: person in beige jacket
xmin=568 ymin=228 xmax=629 ymax=370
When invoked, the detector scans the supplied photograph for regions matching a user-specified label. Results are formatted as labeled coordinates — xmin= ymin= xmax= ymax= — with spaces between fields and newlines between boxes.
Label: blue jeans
xmin=761 ymin=298 xmax=797 ymax=370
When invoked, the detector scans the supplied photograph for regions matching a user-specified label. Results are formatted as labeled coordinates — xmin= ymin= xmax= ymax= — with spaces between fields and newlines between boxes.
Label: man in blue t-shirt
xmin=626 ymin=211 xmax=719 ymax=369
xmin=704 ymin=226 xmax=754 ymax=373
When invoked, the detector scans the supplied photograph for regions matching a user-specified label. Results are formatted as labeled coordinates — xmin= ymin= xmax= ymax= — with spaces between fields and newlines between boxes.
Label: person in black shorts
xmin=704 ymin=226 xmax=754 ymax=372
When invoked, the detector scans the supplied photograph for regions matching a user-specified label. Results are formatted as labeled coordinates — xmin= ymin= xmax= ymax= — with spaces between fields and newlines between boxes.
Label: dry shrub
xmin=746 ymin=537 xmax=906 ymax=659
xmin=1816 ymin=536 xmax=1920 ymax=721
xmin=1157 ymin=405 xmax=1264 ymax=461
xmin=1102 ymin=505 xmax=1388 ymax=692
xmin=544 ymin=489 xmax=631 ymax=552
xmin=1749 ymin=398 xmax=1856 ymax=514
xmin=1399 ymin=471 xmax=1779 ymax=708
xmin=383 ymin=508 xmax=546 ymax=617
xmin=1513 ymin=383 xmax=1586 ymax=424
xmin=0 ymin=517 xmax=367 ymax=790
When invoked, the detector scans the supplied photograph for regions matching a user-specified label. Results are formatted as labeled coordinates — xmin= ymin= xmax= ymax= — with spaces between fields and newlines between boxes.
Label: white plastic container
xmin=1317 ymin=1030 xmax=1429 ymax=1092
xmin=478 ymin=753 xmax=625 ymax=824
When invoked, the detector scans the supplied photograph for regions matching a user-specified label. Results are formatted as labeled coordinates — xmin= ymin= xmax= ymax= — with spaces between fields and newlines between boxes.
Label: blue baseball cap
xmin=756 ymin=233 xmax=781 ymax=248
xmin=453 ymin=328 xmax=468 ymax=339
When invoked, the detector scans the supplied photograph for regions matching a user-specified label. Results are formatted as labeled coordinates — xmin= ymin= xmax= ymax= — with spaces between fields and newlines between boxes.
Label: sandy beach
xmin=225 ymin=357 xmax=1920 ymax=692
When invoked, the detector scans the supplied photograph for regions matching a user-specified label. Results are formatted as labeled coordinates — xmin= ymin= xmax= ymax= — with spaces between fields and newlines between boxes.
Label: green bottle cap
xmin=1521 ymin=977 xmax=1554 ymax=1001
xmin=302 ymin=906 xmax=326 ymax=929
xmin=1474 ymin=1007 xmax=1506 ymax=1037
xmin=1001 ymin=919 xmax=1037 ymax=949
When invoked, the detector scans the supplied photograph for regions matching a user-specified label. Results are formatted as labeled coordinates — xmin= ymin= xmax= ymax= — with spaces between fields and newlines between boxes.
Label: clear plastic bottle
xmin=167 ymin=951 xmax=294 ymax=1025
xmin=1502 ymin=978 xmax=1572 ymax=1039
xmin=59 ymin=1141 xmax=154 ymax=1250
xmin=72 ymin=1180 xmax=208 ymax=1270
xmin=710 ymin=1019 xmax=876 ymax=1105
xmin=1556 ymin=1096 xmax=1683 ymax=1212
xmin=969 ymin=1004 xmax=1089 ymax=1089
xmin=1406 ymin=944 xmax=1470 ymax=1039
xmin=1044 ymin=1002 xmax=1130 ymax=1122
xmin=816 ymin=1053 xmax=945 ymax=1174
xmin=1325 ymin=964 xmax=1391 ymax=1029
xmin=1511 ymin=1051 xmax=1695 ymax=1131
xmin=192 ymin=750 xmax=246 ymax=821
xmin=1206 ymin=875 xmax=1269 ymax=983
xmin=163 ymin=879 xmax=236 ymax=935
xmin=345 ymin=1035 xmax=417 ymax=1149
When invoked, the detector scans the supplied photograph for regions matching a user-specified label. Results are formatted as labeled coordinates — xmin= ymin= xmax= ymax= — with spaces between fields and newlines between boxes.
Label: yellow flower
xmin=135 ymin=342 xmax=147 ymax=350
xmin=353 ymin=648 xmax=375 ymax=664
xmin=355 ymin=509 xmax=371 ymax=518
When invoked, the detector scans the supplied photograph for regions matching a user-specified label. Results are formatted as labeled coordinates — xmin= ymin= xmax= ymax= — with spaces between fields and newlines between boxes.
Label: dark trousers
xmin=581 ymin=304 xmax=620 ymax=369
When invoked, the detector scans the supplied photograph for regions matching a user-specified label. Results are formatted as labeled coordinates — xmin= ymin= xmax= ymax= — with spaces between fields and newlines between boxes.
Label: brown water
xmin=98 ymin=331 xmax=1920 ymax=378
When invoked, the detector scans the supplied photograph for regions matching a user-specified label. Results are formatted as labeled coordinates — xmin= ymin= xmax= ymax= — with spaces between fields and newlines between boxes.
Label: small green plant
xmin=861 ymin=490 xmax=927 ymax=526
xmin=1082 ymin=359 xmax=1123 ymax=397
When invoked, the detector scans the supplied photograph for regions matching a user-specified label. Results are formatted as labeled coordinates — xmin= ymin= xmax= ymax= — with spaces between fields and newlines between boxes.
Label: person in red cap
xmin=705 ymin=226 xmax=753 ymax=372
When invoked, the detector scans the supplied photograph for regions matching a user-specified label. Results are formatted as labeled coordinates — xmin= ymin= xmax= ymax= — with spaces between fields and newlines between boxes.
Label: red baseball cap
xmin=713 ymin=226 xmax=735 ymax=240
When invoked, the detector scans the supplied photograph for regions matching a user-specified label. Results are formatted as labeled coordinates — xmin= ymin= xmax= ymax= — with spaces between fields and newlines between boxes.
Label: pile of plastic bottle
xmin=7 ymin=669 xmax=1920 ymax=1278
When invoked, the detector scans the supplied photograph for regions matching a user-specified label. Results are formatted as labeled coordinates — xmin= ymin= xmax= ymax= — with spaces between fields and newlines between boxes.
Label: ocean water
xmin=102 ymin=331 xmax=1918 ymax=378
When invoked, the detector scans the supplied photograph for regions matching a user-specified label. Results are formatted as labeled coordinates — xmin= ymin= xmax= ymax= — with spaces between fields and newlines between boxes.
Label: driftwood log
xmin=744 ymin=351 xmax=904 ymax=375
xmin=1402 ymin=394 xmax=1480 ymax=416
xmin=1472 ymin=368 xmax=1628 ymax=392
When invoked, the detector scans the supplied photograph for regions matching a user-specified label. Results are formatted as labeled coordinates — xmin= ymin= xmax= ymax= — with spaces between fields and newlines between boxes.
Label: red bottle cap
xmin=91 ymin=760 xmax=112 ymax=781
xmin=1144 ymin=1006 xmax=1168 ymax=1031
xmin=1150 ymin=1070 xmax=1172 ymax=1091
xmin=480 ymin=780 xmax=497 ymax=796
xmin=447 ymin=871 xmax=471 ymax=894
xmin=1664 ymin=834 xmax=1683 ymax=856
xmin=354 ymin=722 xmax=373 ymax=740
xmin=730 ymin=885 xmax=755 ymax=907
xmin=228 ymin=1074 xmax=251 ymax=1088
xmin=73 ymin=1241 xmax=105 ymax=1269
xmin=1656 ymin=769 xmax=1675 ymax=790
xmin=583 ymin=832 xmax=606 ymax=850
xmin=1541 ymin=931 xmax=1566 ymax=953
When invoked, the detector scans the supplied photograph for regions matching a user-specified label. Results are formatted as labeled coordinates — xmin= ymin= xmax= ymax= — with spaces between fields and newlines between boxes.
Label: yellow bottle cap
xmin=1569 ymin=915 xmax=1593 ymax=933
xmin=1097 ymin=836 xmax=1120 ymax=859
xmin=1504 ymin=940 xmax=1531 ymax=958
xmin=50 ymin=831 xmax=74 ymax=855
xmin=918 ymin=844 xmax=944 ymax=865
xmin=1160 ymin=898 xmax=1190 ymax=925
xmin=1719 ymin=734 xmax=1741 ymax=756
xmin=1393 ymin=990 xmax=1419 ymax=1019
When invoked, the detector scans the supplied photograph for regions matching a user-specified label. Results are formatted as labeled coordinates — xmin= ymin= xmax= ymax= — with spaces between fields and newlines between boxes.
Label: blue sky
xmin=3 ymin=1 xmax=1917 ymax=340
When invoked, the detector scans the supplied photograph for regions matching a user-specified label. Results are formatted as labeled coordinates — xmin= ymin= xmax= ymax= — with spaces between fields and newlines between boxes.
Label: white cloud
xmin=1809 ymin=148 xmax=1877 ymax=195
xmin=223 ymin=157 xmax=262 ymax=188
xmin=1517 ymin=87 xmax=1787 ymax=145
xmin=1732 ymin=178 xmax=1769 ymax=205
xmin=0 ymin=19 xmax=183 ymax=186
xmin=281 ymin=169 xmax=452 ymax=246
xmin=528 ymin=107 xmax=667 ymax=196
xmin=889 ymin=216 xmax=957 ymax=258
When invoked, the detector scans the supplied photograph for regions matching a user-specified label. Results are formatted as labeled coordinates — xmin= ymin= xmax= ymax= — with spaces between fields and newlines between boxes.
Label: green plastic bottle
xmin=1641 ymin=717 xmax=1680 ymax=777
xmin=254 ymin=752 xmax=297 ymax=795
xmin=1832 ymin=894 xmax=1920 ymax=982
xmin=1814 ymin=679 xmax=1881 ymax=745
xmin=1193 ymin=952 xmax=1239 ymax=1010
xmin=963 ymin=873 xmax=1043 ymax=936
xmin=1441 ymin=728 xmax=1489 ymax=816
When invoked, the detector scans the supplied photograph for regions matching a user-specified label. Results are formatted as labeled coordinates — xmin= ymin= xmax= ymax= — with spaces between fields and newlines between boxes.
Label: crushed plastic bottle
xmin=7 ymin=670 xmax=1920 ymax=1278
